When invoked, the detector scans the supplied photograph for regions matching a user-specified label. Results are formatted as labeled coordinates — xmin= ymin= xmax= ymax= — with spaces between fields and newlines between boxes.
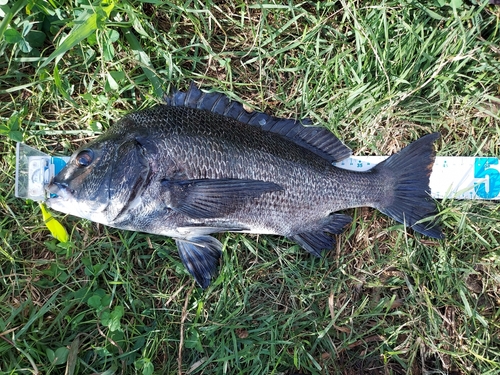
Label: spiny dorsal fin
xmin=164 ymin=83 xmax=351 ymax=163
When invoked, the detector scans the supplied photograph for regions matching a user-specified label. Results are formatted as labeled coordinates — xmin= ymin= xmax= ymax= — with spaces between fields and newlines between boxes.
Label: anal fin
xmin=291 ymin=214 xmax=352 ymax=257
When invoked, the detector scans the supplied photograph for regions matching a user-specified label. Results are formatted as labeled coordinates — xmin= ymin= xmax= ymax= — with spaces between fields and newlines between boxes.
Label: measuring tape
xmin=335 ymin=156 xmax=500 ymax=200
xmin=16 ymin=143 xmax=500 ymax=201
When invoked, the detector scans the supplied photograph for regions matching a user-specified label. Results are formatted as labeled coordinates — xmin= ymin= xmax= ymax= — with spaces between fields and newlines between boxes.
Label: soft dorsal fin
xmin=164 ymin=83 xmax=351 ymax=163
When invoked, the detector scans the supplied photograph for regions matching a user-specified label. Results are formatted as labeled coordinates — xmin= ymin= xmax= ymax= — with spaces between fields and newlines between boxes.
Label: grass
xmin=1 ymin=0 xmax=500 ymax=374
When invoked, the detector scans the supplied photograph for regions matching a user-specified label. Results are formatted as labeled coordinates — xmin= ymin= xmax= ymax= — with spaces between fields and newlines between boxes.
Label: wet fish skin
xmin=47 ymin=85 xmax=442 ymax=288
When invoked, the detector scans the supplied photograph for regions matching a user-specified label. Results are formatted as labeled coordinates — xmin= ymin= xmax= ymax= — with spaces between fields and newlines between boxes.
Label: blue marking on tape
xmin=474 ymin=157 xmax=500 ymax=199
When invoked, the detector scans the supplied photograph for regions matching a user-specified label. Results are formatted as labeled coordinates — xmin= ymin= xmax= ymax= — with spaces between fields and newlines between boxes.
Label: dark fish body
xmin=47 ymin=85 xmax=442 ymax=287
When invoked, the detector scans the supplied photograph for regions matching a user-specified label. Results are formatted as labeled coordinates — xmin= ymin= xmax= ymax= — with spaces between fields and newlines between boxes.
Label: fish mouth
xmin=45 ymin=180 xmax=79 ymax=217
xmin=45 ymin=180 xmax=111 ymax=224
xmin=46 ymin=181 xmax=74 ymax=201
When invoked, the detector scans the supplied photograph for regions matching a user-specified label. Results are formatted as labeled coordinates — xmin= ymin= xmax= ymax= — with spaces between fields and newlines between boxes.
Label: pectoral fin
xmin=175 ymin=235 xmax=223 ymax=288
xmin=291 ymin=214 xmax=352 ymax=257
xmin=161 ymin=178 xmax=282 ymax=218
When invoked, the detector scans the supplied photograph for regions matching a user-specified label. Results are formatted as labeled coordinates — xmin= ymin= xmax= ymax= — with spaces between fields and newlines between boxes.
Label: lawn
xmin=1 ymin=0 xmax=500 ymax=374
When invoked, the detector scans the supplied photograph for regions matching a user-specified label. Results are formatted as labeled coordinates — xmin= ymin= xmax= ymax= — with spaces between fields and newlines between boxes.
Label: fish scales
xmin=47 ymin=84 xmax=442 ymax=288
xmin=123 ymin=106 xmax=370 ymax=234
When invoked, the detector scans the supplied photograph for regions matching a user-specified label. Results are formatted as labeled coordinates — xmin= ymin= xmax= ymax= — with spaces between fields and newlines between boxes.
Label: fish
xmin=46 ymin=84 xmax=443 ymax=288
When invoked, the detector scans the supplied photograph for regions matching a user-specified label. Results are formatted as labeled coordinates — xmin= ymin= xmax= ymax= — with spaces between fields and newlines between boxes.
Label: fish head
xmin=46 ymin=123 xmax=153 ymax=225
xmin=46 ymin=136 xmax=119 ymax=223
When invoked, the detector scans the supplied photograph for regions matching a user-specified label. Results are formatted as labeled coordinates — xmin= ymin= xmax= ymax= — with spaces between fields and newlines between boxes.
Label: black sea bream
xmin=47 ymin=84 xmax=442 ymax=287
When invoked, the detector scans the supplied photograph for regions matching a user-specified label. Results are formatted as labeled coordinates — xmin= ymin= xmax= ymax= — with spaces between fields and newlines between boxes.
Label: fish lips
xmin=46 ymin=178 xmax=112 ymax=224
xmin=47 ymin=180 xmax=74 ymax=200
xmin=45 ymin=180 xmax=76 ymax=213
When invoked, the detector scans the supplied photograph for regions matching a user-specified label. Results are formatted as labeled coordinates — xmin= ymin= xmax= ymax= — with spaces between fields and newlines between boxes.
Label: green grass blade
xmin=38 ymin=1 xmax=115 ymax=69
xmin=122 ymin=29 xmax=164 ymax=97
xmin=0 ymin=0 xmax=28 ymax=41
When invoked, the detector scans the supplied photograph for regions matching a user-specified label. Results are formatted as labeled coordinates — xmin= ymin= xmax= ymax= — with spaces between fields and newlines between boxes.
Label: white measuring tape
xmin=15 ymin=143 xmax=500 ymax=201
xmin=335 ymin=156 xmax=500 ymax=200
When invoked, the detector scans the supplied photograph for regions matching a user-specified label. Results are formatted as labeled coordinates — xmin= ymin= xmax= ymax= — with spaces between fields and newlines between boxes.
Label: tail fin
xmin=373 ymin=133 xmax=443 ymax=239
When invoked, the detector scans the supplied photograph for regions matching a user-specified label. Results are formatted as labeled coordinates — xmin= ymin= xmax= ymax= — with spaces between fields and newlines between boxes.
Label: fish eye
xmin=75 ymin=149 xmax=94 ymax=167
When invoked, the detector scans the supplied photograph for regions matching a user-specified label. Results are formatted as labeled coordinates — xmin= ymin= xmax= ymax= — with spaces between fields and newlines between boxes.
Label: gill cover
xmin=107 ymin=139 xmax=152 ymax=221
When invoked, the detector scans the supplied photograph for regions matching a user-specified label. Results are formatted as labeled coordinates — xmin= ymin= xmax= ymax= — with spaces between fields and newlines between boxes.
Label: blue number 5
xmin=474 ymin=157 xmax=500 ymax=199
